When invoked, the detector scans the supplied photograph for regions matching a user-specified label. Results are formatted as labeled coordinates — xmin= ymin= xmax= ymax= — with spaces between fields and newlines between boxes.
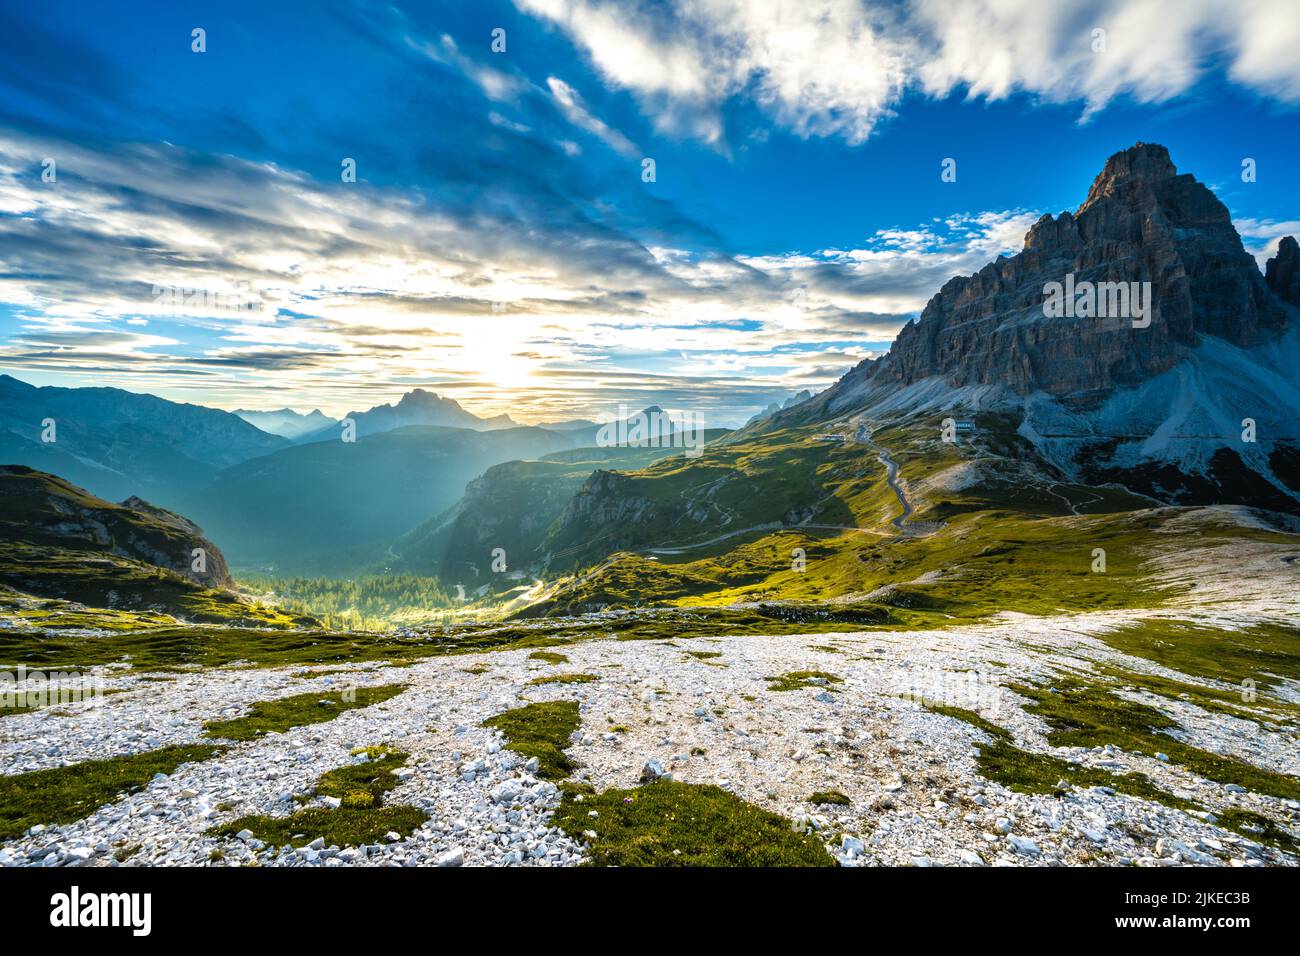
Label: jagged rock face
xmin=1267 ymin=235 xmax=1300 ymax=307
xmin=556 ymin=470 xmax=655 ymax=530
xmin=878 ymin=143 xmax=1290 ymax=400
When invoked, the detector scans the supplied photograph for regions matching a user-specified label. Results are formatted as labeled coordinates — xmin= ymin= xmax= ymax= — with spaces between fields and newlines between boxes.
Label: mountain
xmin=507 ymin=143 xmax=1300 ymax=617
xmin=1266 ymin=235 xmax=1300 ymax=307
xmin=297 ymin=388 xmax=516 ymax=443
xmin=178 ymin=425 xmax=574 ymax=573
xmin=0 ymin=466 xmax=304 ymax=626
xmin=535 ymin=417 xmax=599 ymax=431
xmin=745 ymin=390 xmax=813 ymax=426
xmin=555 ymin=405 xmax=696 ymax=449
xmin=0 ymin=374 xmax=289 ymax=504
xmin=389 ymin=435 xmax=730 ymax=584
xmin=757 ymin=143 xmax=1300 ymax=509
xmin=234 ymin=407 xmax=338 ymax=440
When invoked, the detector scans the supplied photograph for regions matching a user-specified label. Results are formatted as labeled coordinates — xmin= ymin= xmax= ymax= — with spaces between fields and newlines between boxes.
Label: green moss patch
xmin=202 ymin=684 xmax=406 ymax=741
xmin=306 ymin=746 xmax=408 ymax=806
xmin=807 ymin=790 xmax=851 ymax=806
xmin=483 ymin=700 xmax=580 ymax=780
xmin=974 ymin=740 xmax=1199 ymax=810
xmin=527 ymin=650 xmax=569 ymax=665
xmin=0 ymin=744 xmax=222 ymax=840
xmin=214 ymin=804 xmax=426 ymax=849
xmin=528 ymin=673 xmax=598 ymax=686
xmin=1013 ymin=679 xmax=1300 ymax=801
xmin=553 ymin=780 xmax=836 ymax=867
xmin=1215 ymin=808 xmax=1300 ymax=854
xmin=211 ymin=746 xmax=424 ymax=848
xmin=1097 ymin=665 xmax=1293 ymax=723
xmin=766 ymin=670 xmax=842 ymax=692
xmin=1091 ymin=619 xmax=1300 ymax=690
xmin=923 ymin=703 xmax=1013 ymax=742
xmin=685 ymin=650 xmax=722 ymax=660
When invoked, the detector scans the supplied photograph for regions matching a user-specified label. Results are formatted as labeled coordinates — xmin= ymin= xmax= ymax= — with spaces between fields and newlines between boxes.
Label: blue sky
xmin=1 ymin=0 xmax=1297 ymax=425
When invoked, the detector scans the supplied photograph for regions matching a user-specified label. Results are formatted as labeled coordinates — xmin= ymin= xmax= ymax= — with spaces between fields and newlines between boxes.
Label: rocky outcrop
xmin=1266 ymin=235 xmax=1300 ymax=307
xmin=873 ymin=143 xmax=1290 ymax=401
xmin=0 ymin=465 xmax=233 ymax=588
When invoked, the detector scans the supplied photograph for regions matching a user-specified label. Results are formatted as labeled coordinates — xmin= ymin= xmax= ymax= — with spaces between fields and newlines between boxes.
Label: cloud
xmin=519 ymin=0 xmax=909 ymax=146
xmin=0 ymin=117 xmax=1045 ymax=423
xmin=546 ymin=76 xmax=640 ymax=157
xmin=1234 ymin=217 xmax=1300 ymax=268
xmin=517 ymin=0 xmax=1300 ymax=146
xmin=405 ymin=32 xmax=526 ymax=102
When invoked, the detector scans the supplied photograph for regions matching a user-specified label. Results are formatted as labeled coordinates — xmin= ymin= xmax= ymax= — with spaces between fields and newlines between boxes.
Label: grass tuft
xmin=807 ymin=790 xmax=851 ymax=806
xmin=528 ymin=673 xmax=598 ymax=686
xmin=766 ymin=670 xmax=842 ymax=692
xmin=483 ymin=700 xmax=581 ymax=780
xmin=553 ymin=780 xmax=836 ymax=867
xmin=0 ymin=744 xmax=222 ymax=840
xmin=527 ymin=650 xmax=569 ymax=665
xmin=211 ymin=746 xmax=423 ymax=848
xmin=202 ymin=684 xmax=406 ymax=740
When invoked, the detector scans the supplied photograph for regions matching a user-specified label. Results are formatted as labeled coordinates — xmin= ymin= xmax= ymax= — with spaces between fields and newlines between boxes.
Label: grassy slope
xmin=520 ymin=414 xmax=1269 ymax=622
xmin=392 ymin=436 xmax=733 ymax=581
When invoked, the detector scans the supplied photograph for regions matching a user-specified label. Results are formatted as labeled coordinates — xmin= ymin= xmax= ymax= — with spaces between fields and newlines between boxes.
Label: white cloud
xmin=0 ymin=124 xmax=1044 ymax=421
xmin=1234 ymin=217 xmax=1300 ymax=269
xmin=546 ymin=76 xmax=640 ymax=157
xmin=406 ymin=33 xmax=525 ymax=102
xmin=518 ymin=0 xmax=1300 ymax=145
xmin=521 ymin=0 xmax=909 ymax=146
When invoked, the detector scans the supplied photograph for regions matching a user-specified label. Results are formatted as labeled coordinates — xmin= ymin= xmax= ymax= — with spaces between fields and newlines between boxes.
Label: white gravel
xmin=1 ymin=607 xmax=1297 ymax=868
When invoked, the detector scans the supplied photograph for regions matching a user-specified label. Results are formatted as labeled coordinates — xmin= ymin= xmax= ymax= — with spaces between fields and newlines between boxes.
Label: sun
xmin=457 ymin=329 xmax=534 ymax=391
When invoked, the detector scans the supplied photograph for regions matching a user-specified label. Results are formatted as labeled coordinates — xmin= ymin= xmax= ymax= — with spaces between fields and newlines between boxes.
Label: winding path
xmin=854 ymin=424 xmax=915 ymax=531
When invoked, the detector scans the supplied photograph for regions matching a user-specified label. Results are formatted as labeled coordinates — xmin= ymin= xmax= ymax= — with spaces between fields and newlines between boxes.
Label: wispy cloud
xmin=0 ymin=121 xmax=1037 ymax=423
xmin=546 ymin=76 xmax=640 ymax=157
xmin=518 ymin=0 xmax=1300 ymax=147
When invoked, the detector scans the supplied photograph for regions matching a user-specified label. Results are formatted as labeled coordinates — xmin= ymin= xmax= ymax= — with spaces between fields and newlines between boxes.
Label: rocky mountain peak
xmin=1078 ymin=141 xmax=1178 ymax=213
xmin=398 ymin=388 xmax=454 ymax=408
xmin=1266 ymin=235 xmax=1300 ymax=307
xmin=871 ymin=142 xmax=1291 ymax=400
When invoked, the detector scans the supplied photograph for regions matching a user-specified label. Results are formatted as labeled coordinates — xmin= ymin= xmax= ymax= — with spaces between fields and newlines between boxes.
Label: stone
xmin=1008 ymin=836 xmax=1041 ymax=857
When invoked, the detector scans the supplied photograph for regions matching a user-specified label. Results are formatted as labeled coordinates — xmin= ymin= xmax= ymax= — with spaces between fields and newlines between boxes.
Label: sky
xmin=1 ymin=0 xmax=1298 ymax=427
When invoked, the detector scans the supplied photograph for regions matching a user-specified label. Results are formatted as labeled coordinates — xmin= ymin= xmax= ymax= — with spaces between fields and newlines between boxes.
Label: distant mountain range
xmin=234 ymin=407 xmax=338 ymax=440
xmin=390 ymin=434 xmax=731 ymax=584
xmin=297 ymin=388 xmax=517 ymax=443
xmin=0 ymin=372 xmax=729 ymax=575
xmin=176 ymin=425 xmax=577 ymax=572
xmin=745 ymin=390 xmax=813 ymax=427
xmin=0 ymin=374 xmax=288 ymax=504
